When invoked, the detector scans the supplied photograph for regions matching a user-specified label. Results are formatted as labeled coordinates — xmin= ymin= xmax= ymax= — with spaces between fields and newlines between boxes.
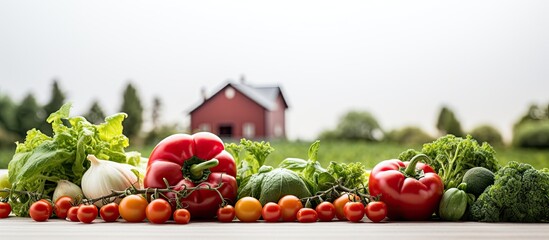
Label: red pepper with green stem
xmin=143 ymin=132 xmax=237 ymax=219
xmin=368 ymin=154 xmax=444 ymax=221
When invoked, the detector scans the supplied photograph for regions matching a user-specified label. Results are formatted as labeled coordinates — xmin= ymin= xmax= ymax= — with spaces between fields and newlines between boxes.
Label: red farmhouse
xmin=189 ymin=80 xmax=289 ymax=139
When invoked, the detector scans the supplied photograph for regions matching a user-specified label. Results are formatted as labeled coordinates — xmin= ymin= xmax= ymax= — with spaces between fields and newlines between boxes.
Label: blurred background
xmin=1 ymin=1 xmax=548 ymax=169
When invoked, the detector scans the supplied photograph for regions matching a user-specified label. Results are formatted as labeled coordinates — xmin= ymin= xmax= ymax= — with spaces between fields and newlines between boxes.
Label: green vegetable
xmin=462 ymin=167 xmax=495 ymax=197
xmin=237 ymin=166 xmax=311 ymax=205
xmin=471 ymin=161 xmax=549 ymax=222
xmin=399 ymin=134 xmax=500 ymax=189
xmin=225 ymin=139 xmax=274 ymax=184
xmin=7 ymin=103 xmax=141 ymax=216
xmin=438 ymin=183 xmax=470 ymax=221
xmin=0 ymin=172 xmax=9 ymax=198
xmin=279 ymin=141 xmax=336 ymax=194
xmin=326 ymin=161 xmax=368 ymax=191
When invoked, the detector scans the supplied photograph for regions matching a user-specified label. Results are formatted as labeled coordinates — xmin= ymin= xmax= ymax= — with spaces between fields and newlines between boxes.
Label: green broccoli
xmin=399 ymin=134 xmax=500 ymax=189
xmin=471 ymin=161 xmax=549 ymax=222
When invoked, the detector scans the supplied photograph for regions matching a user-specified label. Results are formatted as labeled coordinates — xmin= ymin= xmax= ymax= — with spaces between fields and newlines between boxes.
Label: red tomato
xmin=235 ymin=197 xmax=262 ymax=222
xmin=36 ymin=199 xmax=53 ymax=216
xmin=365 ymin=201 xmax=387 ymax=223
xmin=315 ymin=201 xmax=336 ymax=221
xmin=333 ymin=193 xmax=360 ymax=220
xmin=343 ymin=202 xmax=365 ymax=223
xmin=100 ymin=202 xmax=120 ymax=222
xmin=278 ymin=195 xmax=303 ymax=222
xmin=261 ymin=202 xmax=282 ymax=222
xmin=67 ymin=206 xmax=80 ymax=221
xmin=296 ymin=208 xmax=318 ymax=223
xmin=54 ymin=196 xmax=73 ymax=219
xmin=29 ymin=200 xmax=51 ymax=222
xmin=77 ymin=205 xmax=98 ymax=224
xmin=146 ymin=198 xmax=172 ymax=224
xmin=173 ymin=209 xmax=191 ymax=224
xmin=0 ymin=202 xmax=11 ymax=218
xmin=119 ymin=195 xmax=148 ymax=223
xmin=217 ymin=205 xmax=235 ymax=222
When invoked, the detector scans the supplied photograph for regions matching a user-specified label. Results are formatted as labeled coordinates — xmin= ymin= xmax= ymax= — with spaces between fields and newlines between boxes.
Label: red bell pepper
xmin=143 ymin=132 xmax=237 ymax=219
xmin=368 ymin=154 xmax=444 ymax=221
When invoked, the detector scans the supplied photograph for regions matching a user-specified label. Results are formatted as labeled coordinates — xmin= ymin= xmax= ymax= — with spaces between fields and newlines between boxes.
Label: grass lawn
xmin=2 ymin=141 xmax=549 ymax=170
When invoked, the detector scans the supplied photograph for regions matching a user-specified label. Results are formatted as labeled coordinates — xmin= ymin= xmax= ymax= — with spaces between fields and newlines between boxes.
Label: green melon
xmin=462 ymin=167 xmax=495 ymax=197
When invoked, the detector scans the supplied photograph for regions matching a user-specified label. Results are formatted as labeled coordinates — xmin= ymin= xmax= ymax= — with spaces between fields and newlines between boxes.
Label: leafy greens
xmin=7 ymin=103 xmax=141 ymax=216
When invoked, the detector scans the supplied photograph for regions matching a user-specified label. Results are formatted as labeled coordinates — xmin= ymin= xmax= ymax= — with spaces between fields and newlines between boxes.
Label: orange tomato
xmin=278 ymin=195 xmax=303 ymax=222
xmin=235 ymin=197 xmax=262 ymax=222
xmin=119 ymin=195 xmax=148 ymax=223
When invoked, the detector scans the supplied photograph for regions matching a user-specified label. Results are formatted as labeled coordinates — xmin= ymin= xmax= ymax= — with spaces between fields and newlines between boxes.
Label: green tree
xmin=436 ymin=106 xmax=463 ymax=137
xmin=514 ymin=104 xmax=546 ymax=131
xmin=385 ymin=126 xmax=433 ymax=146
xmin=85 ymin=100 xmax=106 ymax=124
xmin=40 ymin=79 xmax=66 ymax=134
xmin=120 ymin=82 xmax=143 ymax=139
xmin=512 ymin=103 xmax=549 ymax=149
xmin=0 ymin=93 xmax=19 ymax=147
xmin=151 ymin=96 xmax=162 ymax=130
xmin=15 ymin=93 xmax=44 ymax=137
xmin=319 ymin=110 xmax=382 ymax=141
xmin=470 ymin=125 xmax=504 ymax=147
xmin=0 ymin=93 xmax=18 ymax=133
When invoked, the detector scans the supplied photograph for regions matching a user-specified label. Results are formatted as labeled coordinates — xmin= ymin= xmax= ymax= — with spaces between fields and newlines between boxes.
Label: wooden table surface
xmin=1 ymin=170 xmax=548 ymax=240
xmin=1 ymin=217 xmax=548 ymax=240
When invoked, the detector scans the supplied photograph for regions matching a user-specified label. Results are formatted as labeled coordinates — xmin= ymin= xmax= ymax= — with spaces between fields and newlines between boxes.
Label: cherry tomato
xmin=119 ymin=194 xmax=148 ymax=223
xmin=146 ymin=198 xmax=172 ymax=224
xmin=235 ymin=197 xmax=262 ymax=222
xmin=0 ymin=202 xmax=11 ymax=218
xmin=100 ymin=202 xmax=120 ymax=222
xmin=343 ymin=201 xmax=365 ymax=223
xmin=261 ymin=202 xmax=282 ymax=222
xmin=173 ymin=209 xmax=191 ymax=224
xmin=297 ymin=208 xmax=318 ymax=223
xmin=278 ymin=195 xmax=303 ymax=222
xmin=39 ymin=199 xmax=53 ymax=216
xmin=365 ymin=201 xmax=387 ymax=223
xmin=54 ymin=196 xmax=73 ymax=219
xmin=333 ymin=193 xmax=360 ymax=220
xmin=67 ymin=206 xmax=80 ymax=221
xmin=217 ymin=205 xmax=235 ymax=222
xmin=29 ymin=200 xmax=51 ymax=222
xmin=315 ymin=201 xmax=336 ymax=221
xmin=77 ymin=205 xmax=98 ymax=224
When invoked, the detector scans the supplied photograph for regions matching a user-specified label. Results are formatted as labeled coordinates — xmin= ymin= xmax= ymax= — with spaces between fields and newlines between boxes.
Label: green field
xmin=1 ymin=141 xmax=549 ymax=170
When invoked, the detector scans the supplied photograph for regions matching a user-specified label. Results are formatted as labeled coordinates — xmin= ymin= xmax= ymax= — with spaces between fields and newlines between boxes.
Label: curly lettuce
xmin=8 ymin=103 xmax=141 ymax=216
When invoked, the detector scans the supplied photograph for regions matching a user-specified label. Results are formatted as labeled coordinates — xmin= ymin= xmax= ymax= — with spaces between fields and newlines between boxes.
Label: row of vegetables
xmin=0 ymin=103 xmax=548 ymax=223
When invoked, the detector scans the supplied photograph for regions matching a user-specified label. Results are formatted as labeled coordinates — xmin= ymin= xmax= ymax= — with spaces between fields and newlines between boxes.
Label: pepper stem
xmin=404 ymin=154 xmax=430 ymax=177
xmin=189 ymin=159 xmax=219 ymax=180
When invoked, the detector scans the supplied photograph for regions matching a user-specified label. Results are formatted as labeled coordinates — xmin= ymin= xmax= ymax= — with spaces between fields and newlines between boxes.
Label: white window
xmin=243 ymin=123 xmax=255 ymax=138
xmin=198 ymin=123 xmax=211 ymax=132
xmin=224 ymin=87 xmax=235 ymax=99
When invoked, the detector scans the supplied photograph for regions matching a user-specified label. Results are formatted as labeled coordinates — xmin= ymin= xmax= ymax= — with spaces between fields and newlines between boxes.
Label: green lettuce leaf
xmin=7 ymin=103 xmax=140 ymax=216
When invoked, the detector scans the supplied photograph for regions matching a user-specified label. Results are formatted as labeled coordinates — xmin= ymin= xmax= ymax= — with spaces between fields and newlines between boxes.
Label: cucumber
xmin=462 ymin=167 xmax=495 ymax=197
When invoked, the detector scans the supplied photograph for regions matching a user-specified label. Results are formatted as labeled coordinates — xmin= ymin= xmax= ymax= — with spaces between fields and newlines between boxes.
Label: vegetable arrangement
xmin=1 ymin=105 xmax=548 ymax=224
xmin=4 ymin=103 xmax=141 ymax=216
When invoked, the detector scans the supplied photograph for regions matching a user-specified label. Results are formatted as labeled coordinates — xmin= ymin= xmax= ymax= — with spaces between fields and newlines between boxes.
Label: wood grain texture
xmin=1 ymin=217 xmax=548 ymax=240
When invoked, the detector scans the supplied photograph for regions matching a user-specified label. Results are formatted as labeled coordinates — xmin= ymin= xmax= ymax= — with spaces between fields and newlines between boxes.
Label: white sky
xmin=1 ymin=0 xmax=548 ymax=142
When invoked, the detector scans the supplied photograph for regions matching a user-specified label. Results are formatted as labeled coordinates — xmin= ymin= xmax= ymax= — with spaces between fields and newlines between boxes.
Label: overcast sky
xmin=1 ymin=0 xmax=548 ymax=142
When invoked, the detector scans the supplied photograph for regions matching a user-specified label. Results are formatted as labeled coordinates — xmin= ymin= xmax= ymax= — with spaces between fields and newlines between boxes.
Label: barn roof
xmin=188 ymin=81 xmax=289 ymax=113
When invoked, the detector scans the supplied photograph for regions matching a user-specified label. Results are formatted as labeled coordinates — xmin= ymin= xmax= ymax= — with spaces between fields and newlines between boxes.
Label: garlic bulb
xmin=82 ymin=154 xmax=141 ymax=206
xmin=53 ymin=180 xmax=84 ymax=203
